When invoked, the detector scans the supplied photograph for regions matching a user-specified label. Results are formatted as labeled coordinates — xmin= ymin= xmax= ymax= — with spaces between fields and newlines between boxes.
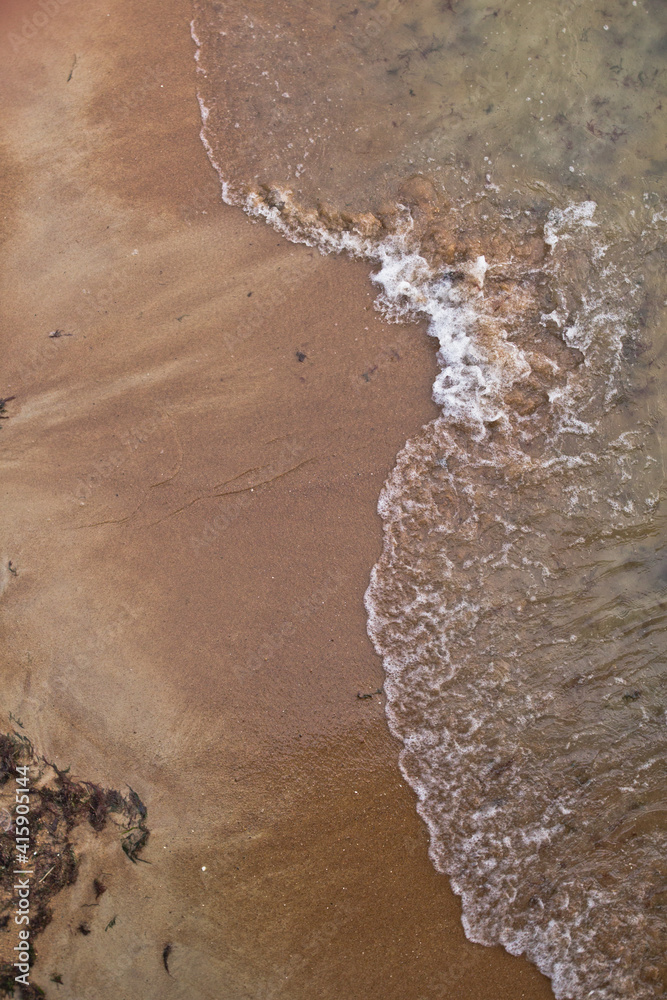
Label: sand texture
xmin=0 ymin=2 xmax=555 ymax=997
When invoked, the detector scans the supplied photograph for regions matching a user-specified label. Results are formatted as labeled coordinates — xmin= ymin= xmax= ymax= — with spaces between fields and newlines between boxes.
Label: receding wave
xmin=190 ymin=2 xmax=667 ymax=996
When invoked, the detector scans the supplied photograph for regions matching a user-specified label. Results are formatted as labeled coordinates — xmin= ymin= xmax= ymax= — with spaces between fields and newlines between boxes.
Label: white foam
xmin=544 ymin=200 xmax=597 ymax=250
xmin=191 ymin=23 xmax=666 ymax=997
xmin=192 ymin=14 xmax=621 ymax=448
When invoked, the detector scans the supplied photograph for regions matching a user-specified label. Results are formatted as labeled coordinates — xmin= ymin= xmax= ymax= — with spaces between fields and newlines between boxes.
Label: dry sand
xmin=0 ymin=1 xmax=554 ymax=997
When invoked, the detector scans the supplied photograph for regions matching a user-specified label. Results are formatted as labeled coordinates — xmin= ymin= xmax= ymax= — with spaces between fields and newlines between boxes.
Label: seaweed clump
xmin=0 ymin=731 xmax=149 ymax=995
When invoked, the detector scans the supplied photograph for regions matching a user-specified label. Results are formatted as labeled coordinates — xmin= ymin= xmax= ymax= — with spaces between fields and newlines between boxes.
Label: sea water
xmin=190 ymin=2 xmax=667 ymax=996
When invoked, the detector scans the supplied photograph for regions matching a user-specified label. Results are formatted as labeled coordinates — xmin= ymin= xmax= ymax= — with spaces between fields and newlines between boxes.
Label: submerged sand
xmin=0 ymin=1 xmax=554 ymax=997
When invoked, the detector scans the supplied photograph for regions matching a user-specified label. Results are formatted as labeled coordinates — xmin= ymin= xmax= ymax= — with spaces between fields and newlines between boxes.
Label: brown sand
xmin=0 ymin=1 xmax=554 ymax=997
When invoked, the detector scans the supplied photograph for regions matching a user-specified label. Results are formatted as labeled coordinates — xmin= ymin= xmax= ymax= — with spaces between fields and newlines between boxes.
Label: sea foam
xmin=191 ymin=12 xmax=667 ymax=997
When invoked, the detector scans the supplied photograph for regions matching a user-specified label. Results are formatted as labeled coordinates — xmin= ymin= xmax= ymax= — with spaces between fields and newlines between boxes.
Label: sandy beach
xmin=0 ymin=1 xmax=555 ymax=997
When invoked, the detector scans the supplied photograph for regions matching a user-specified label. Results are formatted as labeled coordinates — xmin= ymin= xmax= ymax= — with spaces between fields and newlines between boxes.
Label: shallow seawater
xmin=191 ymin=2 xmax=667 ymax=997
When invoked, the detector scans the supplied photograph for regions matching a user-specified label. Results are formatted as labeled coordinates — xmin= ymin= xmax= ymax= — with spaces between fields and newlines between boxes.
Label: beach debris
xmin=104 ymin=916 xmax=117 ymax=932
xmin=67 ymin=55 xmax=77 ymax=83
xmin=128 ymin=787 xmax=147 ymax=820
xmin=93 ymin=878 xmax=107 ymax=899
xmin=7 ymin=561 xmax=17 ymax=577
xmin=0 ymin=396 xmax=15 ymax=421
xmin=356 ymin=687 xmax=383 ymax=700
xmin=50 ymin=974 xmax=63 ymax=985
xmin=48 ymin=329 xmax=71 ymax=338
xmin=0 ymin=731 xmax=150 ymax=988
xmin=162 ymin=943 xmax=173 ymax=975
xmin=121 ymin=819 xmax=150 ymax=863
xmin=296 ymin=350 xmax=307 ymax=362
xmin=38 ymin=866 xmax=56 ymax=884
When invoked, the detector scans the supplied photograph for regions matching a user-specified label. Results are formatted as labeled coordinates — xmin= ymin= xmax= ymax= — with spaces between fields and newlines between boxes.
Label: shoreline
xmin=0 ymin=1 xmax=555 ymax=997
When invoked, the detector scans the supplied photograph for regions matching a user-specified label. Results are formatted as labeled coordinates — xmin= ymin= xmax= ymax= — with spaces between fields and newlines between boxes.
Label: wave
xmin=191 ymin=8 xmax=667 ymax=997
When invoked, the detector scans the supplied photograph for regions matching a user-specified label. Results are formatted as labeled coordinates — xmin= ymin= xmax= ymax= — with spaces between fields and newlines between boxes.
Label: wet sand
xmin=0 ymin=1 xmax=554 ymax=997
